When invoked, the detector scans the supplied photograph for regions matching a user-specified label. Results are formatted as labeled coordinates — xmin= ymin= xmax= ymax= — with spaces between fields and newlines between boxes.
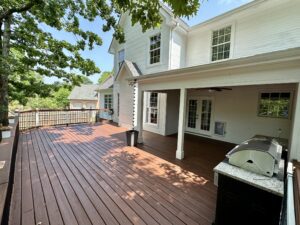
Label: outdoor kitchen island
xmin=213 ymin=161 xmax=284 ymax=225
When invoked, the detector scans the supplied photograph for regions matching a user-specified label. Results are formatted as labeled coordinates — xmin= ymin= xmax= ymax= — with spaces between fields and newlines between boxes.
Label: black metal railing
xmin=19 ymin=109 xmax=111 ymax=130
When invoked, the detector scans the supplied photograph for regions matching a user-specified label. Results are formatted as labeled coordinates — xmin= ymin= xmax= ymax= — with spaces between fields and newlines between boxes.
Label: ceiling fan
xmin=194 ymin=87 xmax=233 ymax=92
xmin=208 ymin=87 xmax=232 ymax=92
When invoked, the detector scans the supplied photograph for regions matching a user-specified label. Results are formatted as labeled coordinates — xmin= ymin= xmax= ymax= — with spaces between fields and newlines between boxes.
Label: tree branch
xmin=0 ymin=1 xmax=38 ymax=20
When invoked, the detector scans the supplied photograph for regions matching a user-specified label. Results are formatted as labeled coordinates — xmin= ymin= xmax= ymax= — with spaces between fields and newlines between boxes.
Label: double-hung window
xmin=104 ymin=94 xmax=113 ymax=109
xmin=258 ymin=92 xmax=291 ymax=119
xmin=211 ymin=26 xmax=231 ymax=61
xmin=149 ymin=34 xmax=161 ymax=64
xmin=146 ymin=92 xmax=158 ymax=124
xmin=118 ymin=49 xmax=125 ymax=69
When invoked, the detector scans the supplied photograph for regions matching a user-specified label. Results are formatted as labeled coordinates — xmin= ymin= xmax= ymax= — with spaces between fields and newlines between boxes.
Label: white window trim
xmin=147 ymin=32 xmax=163 ymax=67
xmin=145 ymin=92 xmax=160 ymax=126
xmin=257 ymin=91 xmax=293 ymax=120
xmin=209 ymin=23 xmax=235 ymax=63
xmin=117 ymin=49 xmax=125 ymax=71
xmin=104 ymin=94 xmax=113 ymax=109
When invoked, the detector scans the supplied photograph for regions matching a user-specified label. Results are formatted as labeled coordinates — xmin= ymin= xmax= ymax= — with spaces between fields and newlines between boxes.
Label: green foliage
xmin=0 ymin=0 xmax=200 ymax=123
xmin=53 ymin=87 xmax=71 ymax=108
xmin=79 ymin=76 xmax=94 ymax=84
xmin=98 ymin=71 xmax=112 ymax=84
xmin=25 ymin=96 xmax=58 ymax=109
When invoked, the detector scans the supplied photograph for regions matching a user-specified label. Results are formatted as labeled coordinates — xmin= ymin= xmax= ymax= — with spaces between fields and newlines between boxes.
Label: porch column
xmin=290 ymin=83 xmax=300 ymax=161
xmin=176 ymin=88 xmax=187 ymax=160
xmin=136 ymin=89 xmax=144 ymax=143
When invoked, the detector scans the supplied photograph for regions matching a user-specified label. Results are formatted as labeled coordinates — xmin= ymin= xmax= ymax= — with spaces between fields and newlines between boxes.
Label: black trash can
xmin=126 ymin=130 xmax=139 ymax=146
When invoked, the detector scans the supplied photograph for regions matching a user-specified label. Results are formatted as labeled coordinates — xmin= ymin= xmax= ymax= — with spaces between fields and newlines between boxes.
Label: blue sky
xmin=44 ymin=0 xmax=252 ymax=84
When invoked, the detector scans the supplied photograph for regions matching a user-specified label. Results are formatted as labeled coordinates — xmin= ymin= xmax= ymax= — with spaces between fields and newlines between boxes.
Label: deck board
xmin=9 ymin=123 xmax=233 ymax=225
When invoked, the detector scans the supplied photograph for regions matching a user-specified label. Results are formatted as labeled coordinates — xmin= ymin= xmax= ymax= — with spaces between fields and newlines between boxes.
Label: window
xmin=211 ymin=26 xmax=231 ymax=61
xmin=146 ymin=92 xmax=158 ymax=124
xmin=149 ymin=33 xmax=161 ymax=64
xmin=104 ymin=94 xmax=113 ymax=109
xmin=118 ymin=49 xmax=125 ymax=69
xmin=258 ymin=92 xmax=291 ymax=119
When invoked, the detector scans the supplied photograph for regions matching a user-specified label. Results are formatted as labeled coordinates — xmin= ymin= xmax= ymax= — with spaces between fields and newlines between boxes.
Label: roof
xmin=68 ymin=84 xmax=99 ymax=101
xmin=115 ymin=60 xmax=142 ymax=81
xmin=129 ymin=47 xmax=300 ymax=82
xmin=98 ymin=75 xmax=114 ymax=90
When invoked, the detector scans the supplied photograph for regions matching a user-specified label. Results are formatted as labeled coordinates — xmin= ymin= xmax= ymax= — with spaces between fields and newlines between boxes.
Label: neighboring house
xmin=68 ymin=84 xmax=99 ymax=109
xmin=108 ymin=0 xmax=300 ymax=166
xmin=96 ymin=75 xmax=114 ymax=120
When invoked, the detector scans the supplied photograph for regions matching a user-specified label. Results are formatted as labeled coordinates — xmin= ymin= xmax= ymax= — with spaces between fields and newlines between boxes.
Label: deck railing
xmin=18 ymin=109 xmax=111 ymax=130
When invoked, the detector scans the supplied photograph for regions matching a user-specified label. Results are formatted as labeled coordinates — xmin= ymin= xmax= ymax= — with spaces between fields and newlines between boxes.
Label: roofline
xmin=129 ymin=47 xmax=300 ymax=82
xmin=188 ymin=0 xmax=265 ymax=32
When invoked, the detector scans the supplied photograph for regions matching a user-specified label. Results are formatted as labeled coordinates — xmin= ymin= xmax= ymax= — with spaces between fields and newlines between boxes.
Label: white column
xmin=136 ymin=89 xmax=144 ymax=143
xmin=290 ymin=83 xmax=300 ymax=161
xmin=176 ymin=88 xmax=187 ymax=160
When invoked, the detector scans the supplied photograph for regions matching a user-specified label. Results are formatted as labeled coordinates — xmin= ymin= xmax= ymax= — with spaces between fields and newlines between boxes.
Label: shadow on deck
xmin=9 ymin=123 xmax=234 ymax=225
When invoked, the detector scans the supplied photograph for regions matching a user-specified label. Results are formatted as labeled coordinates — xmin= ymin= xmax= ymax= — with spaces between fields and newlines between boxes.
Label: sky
xmin=44 ymin=0 xmax=252 ymax=84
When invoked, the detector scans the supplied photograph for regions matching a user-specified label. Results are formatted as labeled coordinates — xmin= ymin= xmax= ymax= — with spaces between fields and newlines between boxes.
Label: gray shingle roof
xmin=98 ymin=75 xmax=113 ymax=90
xmin=68 ymin=84 xmax=99 ymax=100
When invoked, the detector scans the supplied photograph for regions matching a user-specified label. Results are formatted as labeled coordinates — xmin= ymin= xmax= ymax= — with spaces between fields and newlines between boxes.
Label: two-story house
xmin=108 ymin=0 xmax=300 ymax=164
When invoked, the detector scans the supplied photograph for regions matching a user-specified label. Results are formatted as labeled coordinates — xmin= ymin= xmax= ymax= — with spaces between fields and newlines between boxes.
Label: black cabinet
xmin=213 ymin=174 xmax=283 ymax=225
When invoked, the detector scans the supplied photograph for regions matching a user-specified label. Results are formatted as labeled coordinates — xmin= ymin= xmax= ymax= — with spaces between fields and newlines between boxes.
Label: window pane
xmin=211 ymin=26 xmax=231 ymax=62
xmin=150 ymin=33 xmax=161 ymax=64
xmin=258 ymin=92 xmax=290 ymax=118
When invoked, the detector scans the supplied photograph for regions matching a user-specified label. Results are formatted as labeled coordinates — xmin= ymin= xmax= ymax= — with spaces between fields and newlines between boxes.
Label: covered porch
xmin=134 ymin=48 xmax=300 ymax=162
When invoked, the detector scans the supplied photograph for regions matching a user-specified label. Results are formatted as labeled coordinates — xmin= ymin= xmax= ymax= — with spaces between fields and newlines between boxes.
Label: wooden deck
xmin=9 ymin=123 xmax=234 ymax=225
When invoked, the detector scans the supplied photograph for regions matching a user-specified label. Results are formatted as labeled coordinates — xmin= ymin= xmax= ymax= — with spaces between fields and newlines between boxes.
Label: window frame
xmin=117 ymin=49 xmax=125 ymax=70
xmin=210 ymin=24 xmax=234 ymax=62
xmin=145 ymin=92 xmax=159 ymax=126
xmin=104 ymin=94 xmax=113 ymax=110
xmin=257 ymin=91 xmax=292 ymax=119
xmin=148 ymin=33 xmax=162 ymax=66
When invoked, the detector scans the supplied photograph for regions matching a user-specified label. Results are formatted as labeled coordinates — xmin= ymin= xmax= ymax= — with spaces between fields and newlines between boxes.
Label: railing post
xmin=35 ymin=108 xmax=39 ymax=128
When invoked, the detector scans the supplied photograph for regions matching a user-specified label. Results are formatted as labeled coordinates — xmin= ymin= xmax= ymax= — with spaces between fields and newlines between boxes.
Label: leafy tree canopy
xmin=98 ymin=71 xmax=112 ymax=84
xmin=0 ymin=0 xmax=200 ymax=125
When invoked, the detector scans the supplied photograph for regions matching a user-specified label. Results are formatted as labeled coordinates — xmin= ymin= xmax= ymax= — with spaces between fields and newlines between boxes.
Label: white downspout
xmin=168 ymin=21 xmax=179 ymax=69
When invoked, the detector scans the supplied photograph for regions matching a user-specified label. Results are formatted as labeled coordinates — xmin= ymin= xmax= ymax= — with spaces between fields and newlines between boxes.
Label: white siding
xmin=113 ymin=15 xmax=170 ymax=76
xmin=165 ymin=90 xmax=180 ymax=135
xmin=186 ymin=0 xmax=300 ymax=67
xmin=170 ymin=30 xmax=186 ymax=69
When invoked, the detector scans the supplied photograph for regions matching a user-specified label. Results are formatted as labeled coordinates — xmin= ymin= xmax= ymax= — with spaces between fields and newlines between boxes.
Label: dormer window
xmin=211 ymin=26 xmax=231 ymax=61
xmin=118 ymin=49 xmax=125 ymax=69
xmin=149 ymin=33 xmax=161 ymax=64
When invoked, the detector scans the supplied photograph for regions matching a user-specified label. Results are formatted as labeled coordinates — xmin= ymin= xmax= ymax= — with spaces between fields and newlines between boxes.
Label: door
xmin=186 ymin=97 xmax=213 ymax=135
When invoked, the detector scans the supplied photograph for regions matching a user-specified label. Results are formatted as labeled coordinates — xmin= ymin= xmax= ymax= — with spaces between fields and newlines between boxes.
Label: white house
xmin=108 ymin=0 xmax=300 ymax=165
xmin=96 ymin=75 xmax=114 ymax=120
xmin=68 ymin=84 xmax=99 ymax=109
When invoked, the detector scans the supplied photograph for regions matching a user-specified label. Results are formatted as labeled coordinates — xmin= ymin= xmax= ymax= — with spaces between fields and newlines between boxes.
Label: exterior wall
xmin=165 ymin=90 xmax=180 ymax=135
xmin=99 ymin=89 xmax=113 ymax=120
xmin=113 ymin=14 xmax=171 ymax=76
xmin=170 ymin=30 xmax=186 ymax=69
xmin=69 ymin=100 xmax=98 ymax=109
xmin=143 ymin=92 xmax=167 ymax=135
xmin=187 ymin=84 xmax=295 ymax=144
xmin=186 ymin=0 xmax=300 ymax=67
xmin=115 ymin=69 xmax=135 ymax=129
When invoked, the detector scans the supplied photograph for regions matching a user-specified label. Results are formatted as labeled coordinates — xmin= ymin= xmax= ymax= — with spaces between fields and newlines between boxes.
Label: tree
xmin=79 ymin=76 xmax=94 ymax=84
xmin=0 ymin=0 xmax=199 ymax=125
xmin=53 ymin=87 xmax=70 ymax=108
xmin=98 ymin=71 xmax=112 ymax=85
